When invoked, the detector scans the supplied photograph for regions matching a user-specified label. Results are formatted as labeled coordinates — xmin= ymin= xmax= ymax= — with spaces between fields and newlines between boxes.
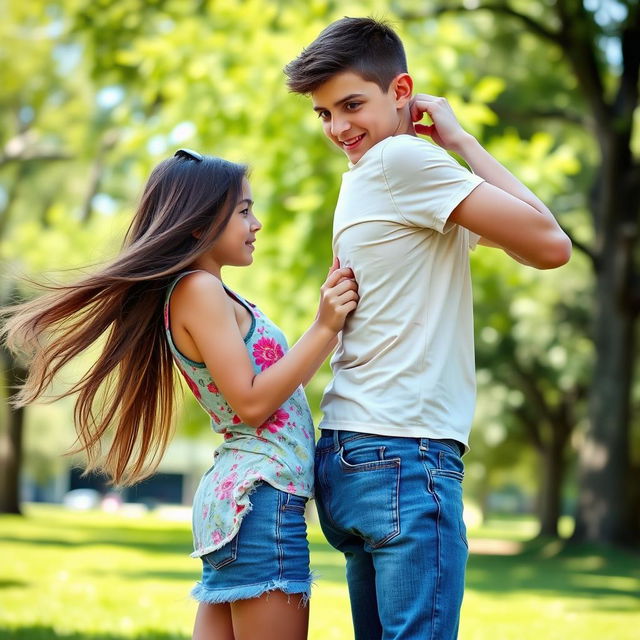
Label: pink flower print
xmin=212 ymin=530 xmax=223 ymax=546
xmin=207 ymin=382 xmax=219 ymax=394
xmin=182 ymin=372 xmax=201 ymax=400
xmin=257 ymin=326 xmax=265 ymax=335
xmin=235 ymin=503 xmax=245 ymax=514
xmin=224 ymin=432 xmax=233 ymax=441
xmin=215 ymin=472 xmax=238 ymax=500
xmin=253 ymin=337 xmax=284 ymax=370
xmin=202 ymin=504 xmax=209 ymax=520
xmin=256 ymin=408 xmax=289 ymax=437
xmin=287 ymin=482 xmax=296 ymax=492
xmin=209 ymin=411 xmax=221 ymax=424
xmin=232 ymin=414 xmax=242 ymax=425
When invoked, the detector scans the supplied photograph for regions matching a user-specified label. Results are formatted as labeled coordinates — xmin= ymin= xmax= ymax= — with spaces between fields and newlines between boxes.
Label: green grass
xmin=0 ymin=505 xmax=639 ymax=639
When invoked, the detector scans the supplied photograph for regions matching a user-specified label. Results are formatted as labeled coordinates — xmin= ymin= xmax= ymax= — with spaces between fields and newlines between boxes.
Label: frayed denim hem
xmin=191 ymin=576 xmax=313 ymax=607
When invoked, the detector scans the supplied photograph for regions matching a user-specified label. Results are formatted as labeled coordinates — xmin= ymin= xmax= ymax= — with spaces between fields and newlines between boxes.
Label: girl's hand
xmin=316 ymin=257 xmax=358 ymax=334
xmin=410 ymin=93 xmax=471 ymax=153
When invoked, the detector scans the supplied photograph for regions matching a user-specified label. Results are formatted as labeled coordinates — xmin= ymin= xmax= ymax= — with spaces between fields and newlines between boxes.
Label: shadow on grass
xmin=0 ymin=626 xmax=188 ymax=640
xmin=0 ymin=580 xmax=28 ymax=590
xmin=466 ymin=538 xmax=640 ymax=612
xmin=0 ymin=528 xmax=191 ymax=555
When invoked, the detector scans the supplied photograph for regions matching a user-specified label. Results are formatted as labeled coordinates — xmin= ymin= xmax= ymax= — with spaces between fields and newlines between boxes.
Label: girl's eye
xmin=239 ymin=208 xmax=250 ymax=217
xmin=317 ymin=110 xmax=330 ymax=121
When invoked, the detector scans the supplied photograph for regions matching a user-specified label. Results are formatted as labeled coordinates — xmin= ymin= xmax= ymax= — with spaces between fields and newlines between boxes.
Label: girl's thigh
xmin=192 ymin=602 xmax=234 ymax=640
xmin=231 ymin=591 xmax=309 ymax=640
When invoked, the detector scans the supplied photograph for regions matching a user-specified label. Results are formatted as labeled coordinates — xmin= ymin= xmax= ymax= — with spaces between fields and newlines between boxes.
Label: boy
xmin=285 ymin=17 xmax=570 ymax=640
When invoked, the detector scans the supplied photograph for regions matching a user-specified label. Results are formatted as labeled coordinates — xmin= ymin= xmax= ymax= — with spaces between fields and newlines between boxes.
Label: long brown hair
xmin=1 ymin=152 xmax=247 ymax=486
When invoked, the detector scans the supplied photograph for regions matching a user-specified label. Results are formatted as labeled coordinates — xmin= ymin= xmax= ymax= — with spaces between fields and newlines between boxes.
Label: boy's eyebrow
xmin=312 ymin=93 xmax=366 ymax=112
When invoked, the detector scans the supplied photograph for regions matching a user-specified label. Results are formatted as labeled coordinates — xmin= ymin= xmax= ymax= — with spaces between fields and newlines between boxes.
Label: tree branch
xmin=79 ymin=129 xmax=120 ymax=224
xmin=555 ymin=0 xmax=611 ymax=131
xmin=403 ymin=1 xmax=613 ymax=135
xmin=396 ymin=2 xmax=563 ymax=45
xmin=614 ymin=3 xmax=640 ymax=120
xmin=559 ymin=224 xmax=599 ymax=268
xmin=0 ymin=150 xmax=72 ymax=169
xmin=1 ymin=131 xmax=72 ymax=169
xmin=492 ymin=105 xmax=586 ymax=127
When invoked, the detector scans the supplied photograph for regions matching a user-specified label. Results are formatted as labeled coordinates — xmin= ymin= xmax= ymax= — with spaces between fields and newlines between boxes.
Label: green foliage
xmin=1 ymin=1 xmax=596 ymax=508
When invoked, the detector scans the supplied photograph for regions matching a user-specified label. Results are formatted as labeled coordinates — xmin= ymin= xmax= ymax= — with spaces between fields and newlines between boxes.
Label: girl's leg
xmin=192 ymin=602 xmax=235 ymax=640
xmin=231 ymin=591 xmax=309 ymax=640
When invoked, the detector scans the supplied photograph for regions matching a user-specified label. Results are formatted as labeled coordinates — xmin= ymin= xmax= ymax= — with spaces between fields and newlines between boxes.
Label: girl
xmin=1 ymin=149 xmax=358 ymax=640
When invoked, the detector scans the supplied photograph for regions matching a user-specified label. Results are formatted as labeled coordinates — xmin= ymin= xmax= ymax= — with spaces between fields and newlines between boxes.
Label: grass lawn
xmin=1 ymin=504 xmax=639 ymax=639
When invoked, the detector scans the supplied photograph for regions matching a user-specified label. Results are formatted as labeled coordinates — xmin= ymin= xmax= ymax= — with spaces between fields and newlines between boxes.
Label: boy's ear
xmin=392 ymin=73 xmax=413 ymax=108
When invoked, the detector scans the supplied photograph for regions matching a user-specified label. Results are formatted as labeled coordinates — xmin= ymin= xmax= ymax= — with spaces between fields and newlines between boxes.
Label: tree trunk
xmin=573 ymin=274 xmax=635 ymax=544
xmin=0 ymin=346 xmax=27 ymax=514
xmin=537 ymin=428 xmax=569 ymax=538
xmin=573 ymin=144 xmax=638 ymax=545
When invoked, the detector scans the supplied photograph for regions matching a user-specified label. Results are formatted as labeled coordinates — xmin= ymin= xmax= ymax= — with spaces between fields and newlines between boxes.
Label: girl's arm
xmin=301 ymin=334 xmax=338 ymax=387
xmin=172 ymin=266 xmax=357 ymax=427
xmin=411 ymin=94 xmax=572 ymax=269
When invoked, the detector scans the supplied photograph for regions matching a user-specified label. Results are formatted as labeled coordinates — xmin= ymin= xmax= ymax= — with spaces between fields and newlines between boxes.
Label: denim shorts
xmin=315 ymin=430 xmax=468 ymax=640
xmin=191 ymin=483 xmax=312 ymax=605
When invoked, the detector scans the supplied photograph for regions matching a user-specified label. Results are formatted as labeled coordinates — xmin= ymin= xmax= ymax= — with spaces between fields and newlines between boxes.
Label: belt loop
xmin=332 ymin=429 xmax=340 ymax=451
xmin=419 ymin=437 xmax=429 ymax=452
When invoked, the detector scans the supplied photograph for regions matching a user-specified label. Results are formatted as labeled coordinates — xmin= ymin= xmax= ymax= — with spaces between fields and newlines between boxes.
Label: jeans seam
xmin=276 ymin=490 xmax=284 ymax=581
xmin=338 ymin=448 xmax=401 ymax=473
xmin=426 ymin=464 xmax=442 ymax=640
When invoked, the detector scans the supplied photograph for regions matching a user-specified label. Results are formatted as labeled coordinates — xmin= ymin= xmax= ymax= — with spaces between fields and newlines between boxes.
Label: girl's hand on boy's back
xmin=316 ymin=257 xmax=358 ymax=334
xmin=410 ymin=93 xmax=472 ymax=153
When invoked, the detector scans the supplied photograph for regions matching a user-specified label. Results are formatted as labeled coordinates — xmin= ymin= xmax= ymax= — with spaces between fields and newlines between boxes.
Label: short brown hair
xmin=284 ymin=17 xmax=408 ymax=94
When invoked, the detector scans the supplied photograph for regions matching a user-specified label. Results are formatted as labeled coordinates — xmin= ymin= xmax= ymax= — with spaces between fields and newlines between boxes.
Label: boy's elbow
xmin=535 ymin=232 xmax=572 ymax=269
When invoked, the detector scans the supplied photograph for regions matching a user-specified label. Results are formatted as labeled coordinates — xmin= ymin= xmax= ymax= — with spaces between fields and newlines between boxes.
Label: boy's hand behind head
xmin=411 ymin=94 xmax=472 ymax=154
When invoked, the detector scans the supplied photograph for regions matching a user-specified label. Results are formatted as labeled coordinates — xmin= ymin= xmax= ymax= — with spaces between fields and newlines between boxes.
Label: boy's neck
xmin=395 ymin=107 xmax=417 ymax=137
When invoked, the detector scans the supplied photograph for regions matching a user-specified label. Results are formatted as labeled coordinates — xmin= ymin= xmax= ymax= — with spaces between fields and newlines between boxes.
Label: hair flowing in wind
xmin=0 ymin=154 xmax=247 ymax=486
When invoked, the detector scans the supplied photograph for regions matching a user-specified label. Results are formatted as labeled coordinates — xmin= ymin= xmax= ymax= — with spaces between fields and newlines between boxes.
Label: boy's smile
xmin=311 ymin=71 xmax=414 ymax=164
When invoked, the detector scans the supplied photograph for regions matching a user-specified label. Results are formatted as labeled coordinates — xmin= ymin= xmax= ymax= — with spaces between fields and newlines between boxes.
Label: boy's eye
xmin=346 ymin=102 xmax=361 ymax=111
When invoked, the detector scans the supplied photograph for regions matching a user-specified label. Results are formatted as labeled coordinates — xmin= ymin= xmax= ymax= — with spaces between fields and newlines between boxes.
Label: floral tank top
xmin=164 ymin=271 xmax=315 ymax=558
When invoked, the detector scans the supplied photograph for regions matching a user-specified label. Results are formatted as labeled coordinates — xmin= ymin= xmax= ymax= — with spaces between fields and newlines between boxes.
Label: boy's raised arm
xmin=412 ymin=93 xmax=572 ymax=269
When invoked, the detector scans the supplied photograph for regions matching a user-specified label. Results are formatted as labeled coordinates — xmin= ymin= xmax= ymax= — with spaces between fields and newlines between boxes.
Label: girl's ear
xmin=393 ymin=73 xmax=413 ymax=108
xmin=192 ymin=229 xmax=202 ymax=240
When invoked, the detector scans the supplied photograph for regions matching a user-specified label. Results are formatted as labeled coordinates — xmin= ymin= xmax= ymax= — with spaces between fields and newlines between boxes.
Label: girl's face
xmin=206 ymin=178 xmax=262 ymax=272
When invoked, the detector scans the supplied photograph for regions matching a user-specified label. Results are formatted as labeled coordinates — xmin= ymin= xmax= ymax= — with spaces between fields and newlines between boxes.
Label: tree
xmin=1 ymin=0 xmax=590 ymax=527
xmin=398 ymin=0 xmax=639 ymax=545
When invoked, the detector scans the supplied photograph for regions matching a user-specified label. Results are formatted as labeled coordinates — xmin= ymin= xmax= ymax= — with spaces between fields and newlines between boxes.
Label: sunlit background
xmin=1 ymin=1 xmax=638 ymax=639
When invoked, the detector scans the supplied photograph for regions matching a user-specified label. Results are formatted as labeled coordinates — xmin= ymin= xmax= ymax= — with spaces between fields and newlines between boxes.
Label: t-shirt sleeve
xmin=380 ymin=136 xmax=484 ymax=233
xmin=468 ymin=230 xmax=481 ymax=250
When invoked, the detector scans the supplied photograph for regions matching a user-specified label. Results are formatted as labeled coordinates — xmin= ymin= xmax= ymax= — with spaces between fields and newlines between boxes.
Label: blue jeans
xmin=193 ymin=483 xmax=312 ymax=604
xmin=315 ymin=430 xmax=468 ymax=640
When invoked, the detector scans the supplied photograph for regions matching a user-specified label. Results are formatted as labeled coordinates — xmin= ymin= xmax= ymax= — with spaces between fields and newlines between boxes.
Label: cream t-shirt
xmin=319 ymin=134 xmax=484 ymax=448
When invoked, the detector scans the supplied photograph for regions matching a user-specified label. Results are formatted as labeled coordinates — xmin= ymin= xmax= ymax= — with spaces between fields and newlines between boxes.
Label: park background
xmin=0 ymin=0 xmax=639 ymax=638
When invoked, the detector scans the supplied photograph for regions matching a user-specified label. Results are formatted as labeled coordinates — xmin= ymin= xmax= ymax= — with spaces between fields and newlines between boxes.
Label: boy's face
xmin=311 ymin=71 xmax=412 ymax=165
